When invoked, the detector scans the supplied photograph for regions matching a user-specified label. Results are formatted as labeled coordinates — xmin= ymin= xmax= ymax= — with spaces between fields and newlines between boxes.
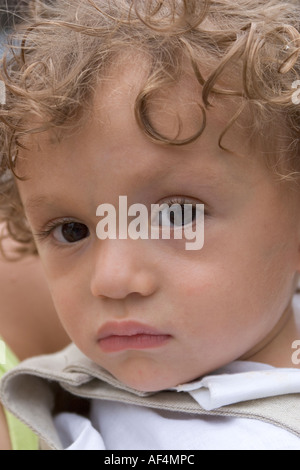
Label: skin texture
xmin=15 ymin=59 xmax=300 ymax=394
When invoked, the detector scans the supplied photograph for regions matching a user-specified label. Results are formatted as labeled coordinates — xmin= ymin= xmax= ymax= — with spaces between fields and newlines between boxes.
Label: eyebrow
xmin=23 ymin=161 xmax=228 ymax=217
xmin=24 ymin=195 xmax=65 ymax=215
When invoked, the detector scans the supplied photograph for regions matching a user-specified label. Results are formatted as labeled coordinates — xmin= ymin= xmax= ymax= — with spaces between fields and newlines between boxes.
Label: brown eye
xmin=158 ymin=203 xmax=197 ymax=228
xmin=56 ymin=222 xmax=90 ymax=243
xmin=168 ymin=204 xmax=197 ymax=227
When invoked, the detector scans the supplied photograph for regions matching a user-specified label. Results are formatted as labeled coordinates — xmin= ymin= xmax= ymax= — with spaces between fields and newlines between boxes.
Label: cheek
xmin=51 ymin=290 xmax=76 ymax=332
xmin=168 ymin=265 xmax=227 ymax=335
xmin=45 ymin=276 xmax=86 ymax=340
xmin=169 ymin=228 xmax=294 ymax=336
xmin=243 ymin=212 xmax=298 ymax=306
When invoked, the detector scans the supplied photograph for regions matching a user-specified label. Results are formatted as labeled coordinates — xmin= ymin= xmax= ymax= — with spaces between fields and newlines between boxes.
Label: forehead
xmin=16 ymin=56 xmax=270 ymax=203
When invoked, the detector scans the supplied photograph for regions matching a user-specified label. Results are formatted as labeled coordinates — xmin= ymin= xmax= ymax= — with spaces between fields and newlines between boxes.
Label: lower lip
xmin=98 ymin=334 xmax=171 ymax=353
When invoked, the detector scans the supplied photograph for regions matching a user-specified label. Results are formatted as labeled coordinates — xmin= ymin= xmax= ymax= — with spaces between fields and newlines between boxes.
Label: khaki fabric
xmin=0 ymin=343 xmax=300 ymax=450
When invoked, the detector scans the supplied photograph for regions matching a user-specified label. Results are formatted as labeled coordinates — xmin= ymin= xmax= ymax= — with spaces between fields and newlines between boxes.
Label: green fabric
xmin=0 ymin=337 xmax=39 ymax=450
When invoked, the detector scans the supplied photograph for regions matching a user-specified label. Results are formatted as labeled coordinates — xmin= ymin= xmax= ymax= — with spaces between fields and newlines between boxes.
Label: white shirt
xmin=54 ymin=295 xmax=300 ymax=450
xmin=55 ymin=360 xmax=300 ymax=450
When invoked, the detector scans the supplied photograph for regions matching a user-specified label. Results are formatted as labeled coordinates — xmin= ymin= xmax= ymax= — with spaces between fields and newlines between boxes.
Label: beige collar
xmin=1 ymin=343 xmax=300 ymax=450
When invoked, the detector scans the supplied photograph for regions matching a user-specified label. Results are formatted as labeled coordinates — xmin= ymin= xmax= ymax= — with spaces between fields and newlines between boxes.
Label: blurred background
xmin=0 ymin=0 xmax=28 ymax=30
xmin=0 ymin=0 xmax=70 ymax=364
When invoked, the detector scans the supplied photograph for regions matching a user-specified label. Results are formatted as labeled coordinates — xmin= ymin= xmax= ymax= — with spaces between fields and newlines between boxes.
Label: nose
xmin=90 ymin=239 xmax=158 ymax=300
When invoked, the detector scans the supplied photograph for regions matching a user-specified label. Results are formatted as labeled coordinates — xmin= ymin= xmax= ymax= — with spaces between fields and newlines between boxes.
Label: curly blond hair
xmin=0 ymin=0 xmax=299 ymax=256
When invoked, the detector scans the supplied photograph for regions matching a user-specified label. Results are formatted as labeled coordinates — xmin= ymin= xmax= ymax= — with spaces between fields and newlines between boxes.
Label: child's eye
xmin=35 ymin=220 xmax=90 ymax=244
xmin=53 ymin=222 xmax=90 ymax=244
xmin=153 ymin=197 xmax=203 ymax=228
xmin=159 ymin=204 xmax=196 ymax=228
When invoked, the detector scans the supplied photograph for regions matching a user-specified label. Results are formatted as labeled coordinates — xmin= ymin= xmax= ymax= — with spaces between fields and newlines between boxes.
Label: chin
xmin=110 ymin=363 xmax=178 ymax=393
xmin=116 ymin=373 xmax=168 ymax=393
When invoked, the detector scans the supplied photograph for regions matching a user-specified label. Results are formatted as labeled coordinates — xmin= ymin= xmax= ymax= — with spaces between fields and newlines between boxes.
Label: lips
xmin=97 ymin=321 xmax=171 ymax=353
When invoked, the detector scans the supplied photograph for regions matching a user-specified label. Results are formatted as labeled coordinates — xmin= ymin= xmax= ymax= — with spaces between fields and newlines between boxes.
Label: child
xmin=0 ymin=0 xmax=300 ymax=450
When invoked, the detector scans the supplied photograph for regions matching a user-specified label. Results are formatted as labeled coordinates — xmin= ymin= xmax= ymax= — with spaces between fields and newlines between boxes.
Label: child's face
xmin=16 ymin=61 xmax=300 ymax=392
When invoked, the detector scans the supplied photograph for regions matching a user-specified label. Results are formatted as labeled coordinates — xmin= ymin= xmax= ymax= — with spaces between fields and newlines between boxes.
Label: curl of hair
xmin=0 ymin=0 xmax=299 ymax=256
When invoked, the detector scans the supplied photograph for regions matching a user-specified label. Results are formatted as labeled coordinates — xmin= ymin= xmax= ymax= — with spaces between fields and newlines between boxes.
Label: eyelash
xmin=164 ymin=196 xmax=199 ymax=208
xmin=33 ymin=197 xmax=204 ymax=243
xmin=160 ymin=196 xmax=206 ymax=217
xmin=34 ymin=217 xmax=77 ymax=242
